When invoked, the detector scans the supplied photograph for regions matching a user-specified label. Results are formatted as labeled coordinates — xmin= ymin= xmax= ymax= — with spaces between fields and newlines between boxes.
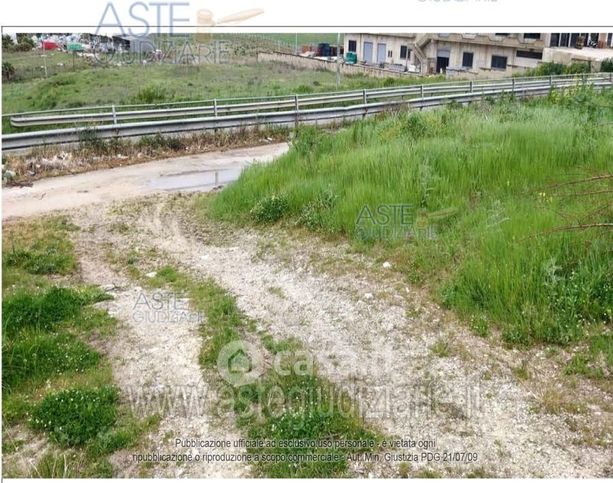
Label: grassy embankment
xmin=206 ymin=87 xmax=613 ymax=378
xmin=3 ymin=61 xmax=438 ymax=115
xmin=2 ymin=217 xmax=158 ymax=477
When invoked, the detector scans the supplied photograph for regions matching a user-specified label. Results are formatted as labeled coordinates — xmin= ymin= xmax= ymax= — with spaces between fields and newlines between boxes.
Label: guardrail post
xmin=363 ymin=89 xmax=367 ymax=104
xmin=512 ymin=78 xmax=515 ymax=95
xmin=213 ymin=99 xmax=218 ymax=117
xmin=469 ymin=80 xmax=473 ymax=93
xmin=549 ymin=75 xmax=553 ymax=90
xmin=112 ymin=105 xmax=117 ymax=125
xmin=294 ymin=94 xmax=299 ymax=129
xmin=420 ymin=84 xmax=424 ymax=99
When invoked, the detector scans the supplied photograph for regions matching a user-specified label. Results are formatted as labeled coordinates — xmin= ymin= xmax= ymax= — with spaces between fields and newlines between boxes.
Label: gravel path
xmin=73 ymin=223 xmax=250 ymax=478
xmin=68 ymin=196 xmax=612 ymax=478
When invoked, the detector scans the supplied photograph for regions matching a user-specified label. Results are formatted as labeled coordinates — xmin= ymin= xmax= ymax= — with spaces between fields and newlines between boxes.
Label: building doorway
xmin=363 ymin=41 xmax=373 ymax=63
xmin=436 ymin=49 xmax=450 ymax=73
xmin=377 ymin=43 xmax=387 ymax=64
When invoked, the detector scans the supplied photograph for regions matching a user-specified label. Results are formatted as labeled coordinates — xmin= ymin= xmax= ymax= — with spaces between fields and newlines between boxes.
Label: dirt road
xmin=2 ymin=143 xmax=289 ymax=220
xmin=68 ymin=196 xmax=611 ymax=478
xmin=3 ymin=144 xmax=611 ymax=477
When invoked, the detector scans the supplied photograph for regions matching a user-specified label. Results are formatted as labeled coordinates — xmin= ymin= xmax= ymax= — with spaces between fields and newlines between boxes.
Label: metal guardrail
xmin=7 ymin=73 xmax=611 ymax=126
xmin=2 ymin=74 xmax=612 ymax=151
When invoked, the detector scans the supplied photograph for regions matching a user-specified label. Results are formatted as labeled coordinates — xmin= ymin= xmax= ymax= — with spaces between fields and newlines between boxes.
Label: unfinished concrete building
xmin=344 ymin=33 xmax=613 ymax=77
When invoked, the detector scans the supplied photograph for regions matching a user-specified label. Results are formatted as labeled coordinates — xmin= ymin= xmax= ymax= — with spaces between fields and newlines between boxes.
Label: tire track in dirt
xmin=73 ymin=197 xmax=612 ymax=478
xmin=73 ymin=217 xmax=250 ymax=478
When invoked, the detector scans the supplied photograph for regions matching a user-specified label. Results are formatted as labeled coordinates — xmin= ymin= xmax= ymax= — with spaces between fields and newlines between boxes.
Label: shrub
xmin=297 ymin=190 xmax=338 ymax=231
xmin=137 ymin=133 xmax=185 ymax=152
xmin=250 ymin=194 xmax=289 ymax=223
xmin=534 ymin=62 xmax=565 ymax=76
xmin=600 ymin=58 xmax=613 ymax=73
xmin=565 ymin=62 xmax=591 ymax=75
xmin=292 ymin=126 xmax=325 ymax=159
xmin=131 ymin=84 xmax=169 ymax=104
xmin=2 ymin=34 xmax=14 ymax=49
xmin=295 ymin=84 xmax=314 ymax=94
xmin=31 ymin=386 xmax=119 ymax=446
xmin=3 ymin=332 xmax=100 ymax=390
xmin=2 ymin=61 xmax=15 ymax=82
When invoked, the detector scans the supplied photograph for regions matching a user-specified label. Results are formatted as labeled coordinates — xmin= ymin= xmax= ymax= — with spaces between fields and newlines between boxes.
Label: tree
xmin=2 ymin=34 xmax=14 ymax=50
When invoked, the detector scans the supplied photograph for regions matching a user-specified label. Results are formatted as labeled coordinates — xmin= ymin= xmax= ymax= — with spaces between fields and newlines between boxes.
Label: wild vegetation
xmin=111 ymin=262 xmax=380 ymax=478
xmin=207 ymin=87 xmax=612 ymax=375
xmin=522 ymin=60 xmax=613 ymax=77
xmin=2 ymin=217 xmax=158 ymax=477
xmin=2 ymin=60 xmax=436 ymax=116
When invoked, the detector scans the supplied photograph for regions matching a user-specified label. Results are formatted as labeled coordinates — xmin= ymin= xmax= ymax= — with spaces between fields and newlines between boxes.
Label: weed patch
xmin=2 ymin=286 xmax=111 ymax=336
xmin=250 ymin=194 xmax=290 ymax=224
xmin=3 ymin=332 xmax=101 ymax=390
xmin=31 ymin=386 xmax=119 ymax=446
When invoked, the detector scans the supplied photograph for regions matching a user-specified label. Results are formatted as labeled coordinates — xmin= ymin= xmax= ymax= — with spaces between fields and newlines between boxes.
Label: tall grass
xmin=209 ymin=88 xmax=613 ymax=350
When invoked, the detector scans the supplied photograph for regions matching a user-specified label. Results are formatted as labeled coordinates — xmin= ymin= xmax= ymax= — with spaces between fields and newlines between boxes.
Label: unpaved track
xmin=4 ymin=144 xmax=611 ymax=477
xmin=2 ymin=143 xmax=288 ymax=220
xmin=69 ymin=197 xmax=611 ymax=478
xmin=74 ymin=221 xmax=249 ymax=478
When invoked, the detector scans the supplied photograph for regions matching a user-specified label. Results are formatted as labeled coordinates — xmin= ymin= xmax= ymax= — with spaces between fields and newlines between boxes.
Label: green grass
xmin=2 ymin=286 xmax=111 ymax=337
xmin=141 ymin=265 xmax=379 ymax=477
xmin=3 ymin=216 xmax=78 ymax=275
xmin=3 ymin=61 xmax=435 ymax=116
xmin=206 ymin=88 xmax=613 ymax=359
xmin=565 ymin=334 xmax=612 ymax=379
xmin=2 ymin=331 xmax=101 ymax=390
xmin=2 ymin=217 xmax=156 ymax=477
xmin=31 ymin=386 xmax=119 ymax=446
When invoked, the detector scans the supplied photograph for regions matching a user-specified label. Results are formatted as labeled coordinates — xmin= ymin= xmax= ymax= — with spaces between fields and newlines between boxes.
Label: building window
xmin=400 ymin=45 xmax=410 ymax=59
xmin=495 ymin=33 xmax=511 ymax=37
xmin=608 ymin=33 xmax=613 ymax=47
xmin=491 ymin=55 xmax=508 ymax=70
xmin=517 ymin=50 xmax=543 ymax=60
xmin=549 ymin=33 xmax=560 ymax=47
xmin=348 ymin=40 xmax=357 ymax=52
xmin=388 ymin=50 xmax=393 ymax=58
xmin=570 ymin=33 xmax=581 ymax=47
xmin=462 ymin=52 xmax=474 ymax=68
xmin=523 ymin=33 xmax=541 ymax=40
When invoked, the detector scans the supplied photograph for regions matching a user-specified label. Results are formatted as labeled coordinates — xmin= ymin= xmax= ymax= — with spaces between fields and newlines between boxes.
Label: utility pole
xmin=336 ymin=32 xmax=341 ymax=89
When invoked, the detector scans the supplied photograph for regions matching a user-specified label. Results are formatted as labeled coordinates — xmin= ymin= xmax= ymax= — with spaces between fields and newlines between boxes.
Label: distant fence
xmin=257 ymin=52 xmax=420 ymax=79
